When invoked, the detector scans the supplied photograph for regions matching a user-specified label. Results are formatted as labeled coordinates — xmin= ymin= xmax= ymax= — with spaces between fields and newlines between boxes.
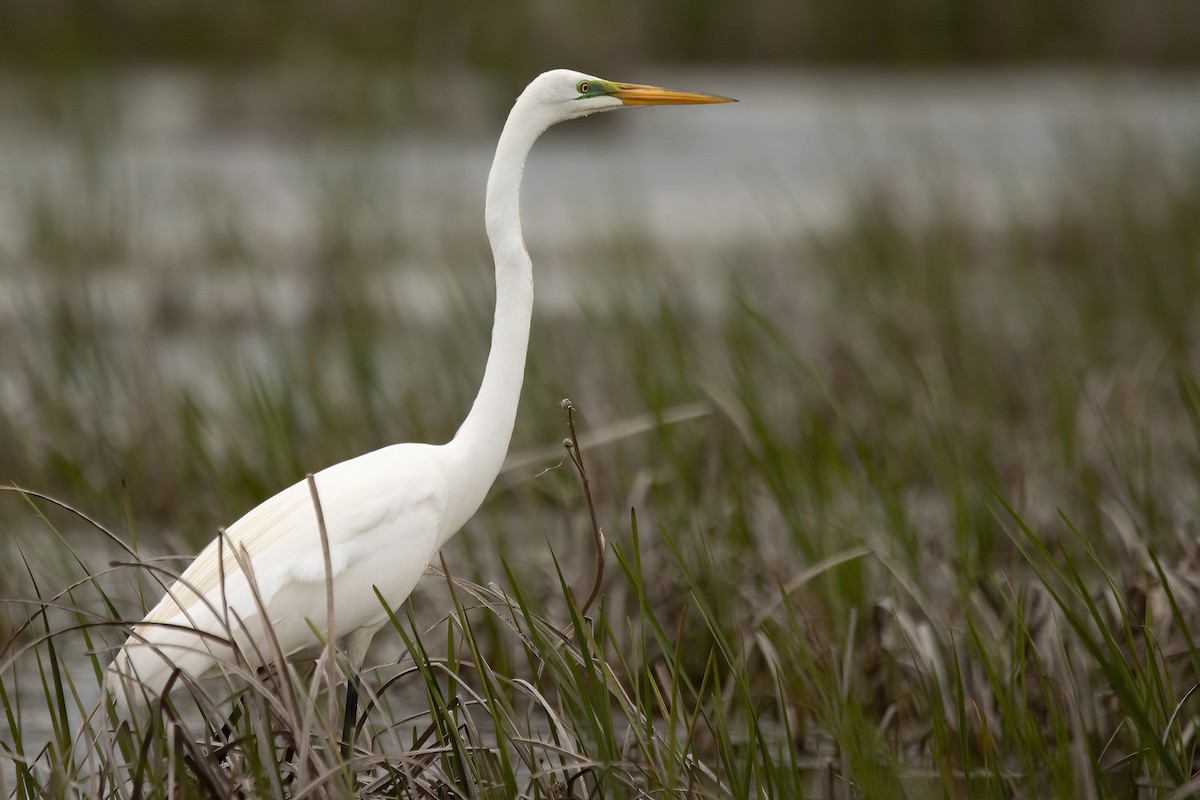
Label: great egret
xmin=106 ymin=69 xmax=732 ymax=714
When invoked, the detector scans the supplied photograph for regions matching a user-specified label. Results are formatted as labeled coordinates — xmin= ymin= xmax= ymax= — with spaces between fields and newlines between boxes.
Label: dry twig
xmin=560 ymin=398 xmax=605 ymax=617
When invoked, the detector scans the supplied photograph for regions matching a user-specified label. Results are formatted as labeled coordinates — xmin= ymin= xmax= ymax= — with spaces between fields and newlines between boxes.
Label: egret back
xmin=107 ymin=442 xmax=453 ymax=704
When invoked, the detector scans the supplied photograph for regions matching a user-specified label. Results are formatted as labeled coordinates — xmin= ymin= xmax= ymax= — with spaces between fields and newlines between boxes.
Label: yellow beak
xmin=609 ymin=82 xmax=736 ymax=106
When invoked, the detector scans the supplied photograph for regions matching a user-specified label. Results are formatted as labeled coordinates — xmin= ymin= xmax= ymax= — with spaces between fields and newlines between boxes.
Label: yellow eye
xmin=577 ymin=81 xmax=591 ymax=94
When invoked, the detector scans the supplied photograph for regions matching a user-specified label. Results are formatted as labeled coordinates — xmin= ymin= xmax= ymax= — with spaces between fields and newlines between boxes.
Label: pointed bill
xmin=609 ymin=82 xmax=736 ymax=106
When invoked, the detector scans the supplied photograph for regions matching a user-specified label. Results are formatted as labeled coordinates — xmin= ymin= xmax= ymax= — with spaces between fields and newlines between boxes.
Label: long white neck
xmin=441 ymin=96 xmax=550 ymax=534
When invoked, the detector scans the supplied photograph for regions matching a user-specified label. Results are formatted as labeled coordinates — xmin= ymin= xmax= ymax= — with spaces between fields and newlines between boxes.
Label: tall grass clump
xmin=3 ymin=118 xmax=1200 ymax=795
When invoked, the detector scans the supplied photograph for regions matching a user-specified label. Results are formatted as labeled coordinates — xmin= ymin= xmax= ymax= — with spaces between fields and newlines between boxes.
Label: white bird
xmin=106 ymin=69 xmax=732 ymax=714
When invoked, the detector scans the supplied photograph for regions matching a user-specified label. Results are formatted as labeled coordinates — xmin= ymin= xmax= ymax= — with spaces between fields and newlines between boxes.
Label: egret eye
xmin=577 ymin=81 xmax=591 ymax=95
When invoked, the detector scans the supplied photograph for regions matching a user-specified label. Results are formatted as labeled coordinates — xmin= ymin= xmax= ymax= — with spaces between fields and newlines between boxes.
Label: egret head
xmin=519 ymin=69 xmax=735 ymax=126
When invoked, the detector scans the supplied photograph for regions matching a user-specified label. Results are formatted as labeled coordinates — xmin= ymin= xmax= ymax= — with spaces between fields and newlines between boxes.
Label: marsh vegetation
xmin=2 ymin=70 xmax=1200 ymax=797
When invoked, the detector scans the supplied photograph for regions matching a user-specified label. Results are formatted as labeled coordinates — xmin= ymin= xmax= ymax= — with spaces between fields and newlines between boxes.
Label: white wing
xmin=108 ymin=442 xmax=450 ymax=701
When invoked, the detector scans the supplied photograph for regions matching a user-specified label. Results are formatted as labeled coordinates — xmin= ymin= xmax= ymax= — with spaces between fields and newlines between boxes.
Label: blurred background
xmin=2 ymin=0 xmax=1200 ymax=608
xmin=2 ymin=0 xmax=1199 ymax=71
xmin=2 ymin=0 xmax=1200 ymax=587
xmin=2 ymin=1 xmax=1200 ymax=779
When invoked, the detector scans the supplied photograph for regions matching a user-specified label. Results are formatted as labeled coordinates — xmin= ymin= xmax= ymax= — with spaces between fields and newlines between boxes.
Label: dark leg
xmin=338 ymin=628 xmax=374 ymax=761
xmin=340 ymin=673 xmax=362 ymax=760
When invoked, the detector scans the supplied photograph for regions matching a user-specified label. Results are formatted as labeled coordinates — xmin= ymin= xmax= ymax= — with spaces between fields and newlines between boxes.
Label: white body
xmin=105 ymin=69 xmax=730 ymax=706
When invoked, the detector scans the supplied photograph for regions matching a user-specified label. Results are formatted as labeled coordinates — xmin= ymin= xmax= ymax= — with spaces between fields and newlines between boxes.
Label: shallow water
xmin=1 ymin=68 xmax=1198 ymax=279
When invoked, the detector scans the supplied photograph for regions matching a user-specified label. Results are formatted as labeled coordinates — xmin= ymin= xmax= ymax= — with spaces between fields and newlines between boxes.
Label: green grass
xmin=2 ymin=103 xmax=1200 ymax=796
